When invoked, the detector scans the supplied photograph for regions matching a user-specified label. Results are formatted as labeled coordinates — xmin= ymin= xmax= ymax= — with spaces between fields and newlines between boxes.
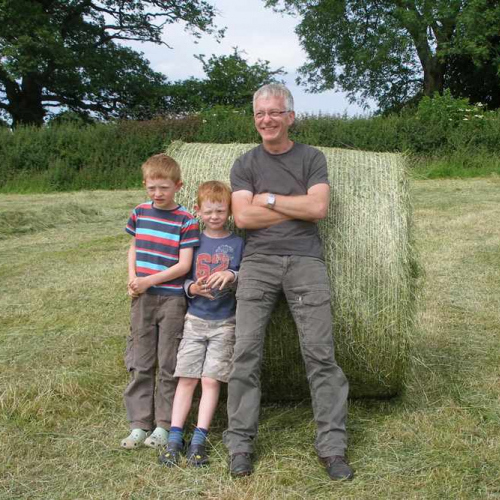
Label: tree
xmin=0 ymin=0 xmax=223 ymax=126
xmin=164 ymin=48 xmax=285 ymax=113
xmin=265 ymin=0 xmax=500 ymax=111
xmin=445 ymin=35 xmax=500 ymax=109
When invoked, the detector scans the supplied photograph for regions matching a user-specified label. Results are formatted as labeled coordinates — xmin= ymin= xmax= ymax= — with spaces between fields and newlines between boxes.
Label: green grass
xmin=410 ymin=153 xmax=500 ymax=179
xmin=1 ymin=180 xmax=500 ymax=499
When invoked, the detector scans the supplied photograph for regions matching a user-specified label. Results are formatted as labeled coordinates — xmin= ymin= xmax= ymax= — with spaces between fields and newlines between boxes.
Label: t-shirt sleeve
xmin=226 ymin=235 xmax=245 ymax=286
xmin=180 ymin=216 xmax=200 ymax=248
xmin=238 ymin=237 xmax=245 ymax=266
xmin=231 ymin=236 xmax=245 ymax=272
xmin=125 ymin=208 xmax=137 ymax=236
xmin=307 ymin=149 xmax=329 ymax=190
xmin=230 ymin=157 xmax=254 ymax=193
xmin=183 ymin=244 xmax=198 ymax=296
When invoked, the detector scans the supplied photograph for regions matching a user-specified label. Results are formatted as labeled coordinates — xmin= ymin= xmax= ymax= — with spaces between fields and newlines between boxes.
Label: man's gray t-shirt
xmin=230 ymin=142 xmax=329 ymax=259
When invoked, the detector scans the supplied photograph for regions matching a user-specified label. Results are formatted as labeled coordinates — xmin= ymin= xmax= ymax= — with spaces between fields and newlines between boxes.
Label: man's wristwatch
xmin=267 ymin=193 xmax=276 ymax=209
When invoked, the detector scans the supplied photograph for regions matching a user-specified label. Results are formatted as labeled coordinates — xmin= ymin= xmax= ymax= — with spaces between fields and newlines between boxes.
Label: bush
xmin=0 ymin=117 xmax=203 ymax=192
xmin=196 ymin=106 xmax=258 ymax=143
xmin=412 ymin=90 xmax=496 ymax=153
xmin=2 ymin=101 xmax=500 ymax=193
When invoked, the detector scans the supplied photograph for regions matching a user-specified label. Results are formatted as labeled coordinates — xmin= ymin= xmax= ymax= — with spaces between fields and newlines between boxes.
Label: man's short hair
xmin=197 ymin=181 xmax=232 ymax=211
xmin=253 ymin=84 xmax=294 ymax=112
xmin=142 ymin=154 xmax=181 ymax=182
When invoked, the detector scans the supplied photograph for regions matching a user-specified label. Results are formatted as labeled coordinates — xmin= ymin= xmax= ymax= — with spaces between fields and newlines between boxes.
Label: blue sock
xmin=191 ymin=427 xmax=208 ymax=446
xmin=168 ymin=426 xmax=184 ymax=445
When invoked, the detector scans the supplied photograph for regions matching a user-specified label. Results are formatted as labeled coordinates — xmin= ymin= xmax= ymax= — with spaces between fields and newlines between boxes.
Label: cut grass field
xmin=1 ymin=178 xmax=499 ymax=499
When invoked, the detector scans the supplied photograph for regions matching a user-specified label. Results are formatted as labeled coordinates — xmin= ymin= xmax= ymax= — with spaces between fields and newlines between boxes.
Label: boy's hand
xmin=189 ymin=278 xmax=215 ymax=300
xmin=206 ymin=270 xmax=235 ymax=291
xmin=129 ymin=277 xmax=151 ymax=295
xmin=127 ymin=277 xmax=140 ymax=298
xmin=127 ymin=283 xmax=140 ymax=298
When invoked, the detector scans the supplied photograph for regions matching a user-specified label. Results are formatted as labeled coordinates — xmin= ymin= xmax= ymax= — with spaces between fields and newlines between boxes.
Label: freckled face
xmin=144 ymin=178 xmax=182 ymax=210
xmin=197 ymin=200 xmax=230 ymax=232
xmin=253 ymin=96 xmax=295 ymax=146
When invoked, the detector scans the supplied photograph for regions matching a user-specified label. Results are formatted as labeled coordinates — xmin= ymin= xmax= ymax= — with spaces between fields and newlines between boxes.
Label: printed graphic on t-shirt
xmin=195 ymin=252 xmax=232 ymax=300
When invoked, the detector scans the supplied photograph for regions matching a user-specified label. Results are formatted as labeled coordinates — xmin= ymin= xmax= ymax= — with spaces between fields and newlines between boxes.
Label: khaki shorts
xmin=174 ymin=313 xmax=236 ymax=383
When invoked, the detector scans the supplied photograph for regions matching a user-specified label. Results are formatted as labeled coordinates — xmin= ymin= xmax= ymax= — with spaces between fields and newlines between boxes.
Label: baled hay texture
xmin=167 ymin=141 xmax=418 ymax=399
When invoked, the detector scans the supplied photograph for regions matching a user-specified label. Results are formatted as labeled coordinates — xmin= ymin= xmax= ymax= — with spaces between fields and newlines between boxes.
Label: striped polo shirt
xmin=126 ymin=201 xmax=200 ymax=296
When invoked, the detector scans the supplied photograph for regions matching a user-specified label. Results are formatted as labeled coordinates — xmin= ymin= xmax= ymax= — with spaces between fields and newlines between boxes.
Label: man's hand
xmin=248 ymin=184 xmax=330 ymax=222
xmin=206 ymin=270 xmax=235 ymax=291
xmin=232 ymin=190 xmax=291 ymax=229
xmin=251 ymin=193 xmax=271 ymax=208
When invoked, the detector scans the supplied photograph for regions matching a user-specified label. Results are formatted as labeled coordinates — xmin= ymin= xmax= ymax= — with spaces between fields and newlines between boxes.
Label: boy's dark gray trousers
xmin=123 ymin=293 xmax=186 ymax=430
xmin=223 ymin=253 xmax=349 ymax=458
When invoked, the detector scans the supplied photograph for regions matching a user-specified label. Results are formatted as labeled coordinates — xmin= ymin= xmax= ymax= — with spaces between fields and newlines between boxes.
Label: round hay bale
xmin=167 ymin=141 xmax=418 ymax=399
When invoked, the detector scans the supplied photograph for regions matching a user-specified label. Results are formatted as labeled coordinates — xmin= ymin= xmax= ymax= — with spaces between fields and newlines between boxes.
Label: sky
xmin=126 ymin=0 xmax=372 ymax=116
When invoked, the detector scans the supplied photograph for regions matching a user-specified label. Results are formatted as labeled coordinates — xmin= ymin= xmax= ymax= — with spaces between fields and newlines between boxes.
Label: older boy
xmin=159 ymin=181 xmax=244 ymax=468
xmin=121 ymin=153 xmax=200 ymax=450
xmin=224 ymin=84 xmax=353 ymax=480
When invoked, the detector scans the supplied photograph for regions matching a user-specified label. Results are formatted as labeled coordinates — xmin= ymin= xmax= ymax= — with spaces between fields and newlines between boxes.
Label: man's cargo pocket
xmin=300 ymin=290 xmax=331 ymax=307
xmin=236 ymin=288 xmax=265 ymax=302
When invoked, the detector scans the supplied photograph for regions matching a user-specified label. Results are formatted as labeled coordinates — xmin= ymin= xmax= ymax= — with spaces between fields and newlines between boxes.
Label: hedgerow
xmin=1 ymin=94 xmax=499 ymax=192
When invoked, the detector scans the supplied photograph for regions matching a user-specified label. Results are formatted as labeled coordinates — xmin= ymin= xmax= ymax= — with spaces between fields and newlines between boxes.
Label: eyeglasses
xmin=254 ymin=110 xmax=290 ymax=120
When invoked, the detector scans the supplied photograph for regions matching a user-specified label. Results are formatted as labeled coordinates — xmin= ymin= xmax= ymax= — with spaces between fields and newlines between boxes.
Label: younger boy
xmin=121 ymin=153 xmax=200 ymax=450
xmin=159 ymin=181 xmax=244 ymax=467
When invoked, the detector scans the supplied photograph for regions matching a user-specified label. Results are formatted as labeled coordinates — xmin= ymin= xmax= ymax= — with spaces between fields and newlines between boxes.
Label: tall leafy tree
xmin=164 ymin=48 xmax=285 ymax=113
xmin=0 ymin=0 xmax=223 ymax=126
xmin=265 ymin=0 xmax=500 ymax=110
xmin=445 ymin=34 xmax=500 ymax=109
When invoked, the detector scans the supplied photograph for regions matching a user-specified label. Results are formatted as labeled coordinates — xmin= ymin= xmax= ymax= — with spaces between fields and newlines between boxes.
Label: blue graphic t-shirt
xmin=185 ymin=232 xmax=244 ymax=320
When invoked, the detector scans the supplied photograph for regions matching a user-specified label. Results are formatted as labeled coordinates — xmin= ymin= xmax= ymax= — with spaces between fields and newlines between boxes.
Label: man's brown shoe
xmin=230 ymin=452 xmax=253 ymax=477
xmin=321 ymin=455 xmax=354 ymax=481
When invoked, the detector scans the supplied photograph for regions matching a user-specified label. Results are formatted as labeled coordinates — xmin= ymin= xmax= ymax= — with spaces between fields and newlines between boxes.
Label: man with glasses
xmin=223 ymin=84 xmax=353 ymax=481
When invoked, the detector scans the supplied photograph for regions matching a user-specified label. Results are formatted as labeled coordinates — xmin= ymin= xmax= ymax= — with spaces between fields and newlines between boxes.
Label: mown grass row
xmin=1 ymin=104 xmax=500 ymax=193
